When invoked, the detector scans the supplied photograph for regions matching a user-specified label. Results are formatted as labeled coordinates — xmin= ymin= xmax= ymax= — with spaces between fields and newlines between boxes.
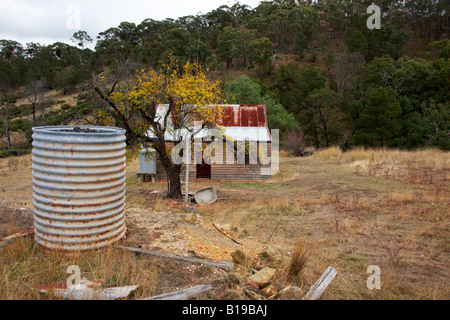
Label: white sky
xmin=0 ymin=0 xmax=263 ymax=48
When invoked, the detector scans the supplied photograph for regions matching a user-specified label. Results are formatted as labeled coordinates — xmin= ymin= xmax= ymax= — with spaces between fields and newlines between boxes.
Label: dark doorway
xmin=196 ymin=159 xmax=211 ymax=179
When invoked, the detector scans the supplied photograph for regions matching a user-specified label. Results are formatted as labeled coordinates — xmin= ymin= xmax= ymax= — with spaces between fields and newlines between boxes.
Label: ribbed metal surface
xmin=32 ymin=126 xmax=127 ymax=251
xmin=221 ymin=105 xmax=267 ymax=128
xmin=139 ymin=148 xmax=157 ymax=174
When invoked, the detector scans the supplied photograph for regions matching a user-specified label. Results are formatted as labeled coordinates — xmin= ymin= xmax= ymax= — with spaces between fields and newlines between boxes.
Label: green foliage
xmin=223 ymin=75 xmax=262 ymax=104
xmin=345 ymin=30 xmax=368 ymax=57
xmin=0 ymin=0 xmax=448 ymax=152
xmin=429 ymin=39 xmax=450 ymax=60
xmin=158 ymin=28 xmax=211 ymax=67
xmin=301 ymin=88 xmax=344 ymax=147
xmin=223 ymin=75 xmax=298 ymax=135
xmin=247 ymin=37 xmax=274 ymax=70
xmin=10 ymin=118 xmax=32 ymax=132
xmin=354 ymin=87 xmax=402 ymax=147
xmin=273 ymin=63 xmax=326 ymax=115
xmin=217 ymin=27 xmax=256 ymax=69
xmin=6 ymin=104 xmax=33 ymax=118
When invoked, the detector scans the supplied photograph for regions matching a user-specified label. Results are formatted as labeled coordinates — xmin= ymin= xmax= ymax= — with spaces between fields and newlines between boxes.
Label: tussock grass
xmin=282 ymin=238 xmax=309 ymax=285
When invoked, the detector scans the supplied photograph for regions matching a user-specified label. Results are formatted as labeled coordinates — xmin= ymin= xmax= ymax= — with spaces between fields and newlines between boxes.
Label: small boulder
xmin=261 ymin=283 xmax=278 ymax=298
xmin=243 ymin=287 xmax=265 ymax=300
xmin=248 ymin=267 xmax=277 ymax=288
xmin=231 ymin=249 xmax=254 ymax=267
xmin=269 ymin=286 xmax=304 ymax=300
xmin=258 ymin=247 xmax=285 ymax=267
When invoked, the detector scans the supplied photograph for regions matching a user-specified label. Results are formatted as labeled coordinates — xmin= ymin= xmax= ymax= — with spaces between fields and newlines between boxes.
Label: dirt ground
xmin=0 ymin=153 xmax=448 ymax=300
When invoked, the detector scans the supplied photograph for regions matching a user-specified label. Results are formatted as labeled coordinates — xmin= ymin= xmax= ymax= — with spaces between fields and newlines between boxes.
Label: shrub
xmin=282 ymin=131 xmax=307 ymax=156
xmin=10 ymin=119 xmax=32 ymax=132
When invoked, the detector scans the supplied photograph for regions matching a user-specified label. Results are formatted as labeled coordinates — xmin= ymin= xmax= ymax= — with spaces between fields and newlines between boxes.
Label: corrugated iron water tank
xmin=139 ymin=148 xmax=157 ymax=174
xmin=32 ymin=126 xmax=127 ymax=251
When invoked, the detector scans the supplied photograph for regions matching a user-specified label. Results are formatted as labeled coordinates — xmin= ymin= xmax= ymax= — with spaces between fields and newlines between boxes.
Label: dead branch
xmin=212 ymin=223 xmax=243 ymax=246
xmin=115 ymin=245 xmax=234 ymax=270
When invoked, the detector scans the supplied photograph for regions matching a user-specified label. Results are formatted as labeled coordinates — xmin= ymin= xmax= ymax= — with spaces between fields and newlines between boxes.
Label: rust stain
xmin=221 ymin=105 xmax=267 ymax=128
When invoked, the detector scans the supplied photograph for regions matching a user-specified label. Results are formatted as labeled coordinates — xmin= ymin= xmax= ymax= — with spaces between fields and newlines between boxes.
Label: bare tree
xmin=332 ymin=51 xmax=365 ymax=94
xmin=25 ymin=79 xmax=47 ymax=126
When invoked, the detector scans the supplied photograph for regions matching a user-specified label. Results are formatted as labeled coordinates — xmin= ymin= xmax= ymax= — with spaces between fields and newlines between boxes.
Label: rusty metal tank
xmin=31 ymin=126 xmax=127 ymax=251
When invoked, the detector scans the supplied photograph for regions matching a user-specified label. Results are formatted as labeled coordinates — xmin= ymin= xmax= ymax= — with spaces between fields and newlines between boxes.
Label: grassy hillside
xmin=1 ymin=0 xmax=449 ymax=156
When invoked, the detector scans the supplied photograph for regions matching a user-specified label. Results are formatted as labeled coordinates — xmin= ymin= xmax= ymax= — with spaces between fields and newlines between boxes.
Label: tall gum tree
xmin=93 ymin=59 xmax=224 ymax=198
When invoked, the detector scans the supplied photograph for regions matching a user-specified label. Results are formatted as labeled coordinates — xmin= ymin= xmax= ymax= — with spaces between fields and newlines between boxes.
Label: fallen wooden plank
xmin=0 ymin=227 xmax=34 ymax=248
xmin=305 ymin=266 xmax=338 ymax=300
xmin=143 ymin=285 xmax=213 ymax=300
xmin=115 ymin=245 xmax=234 ymax=270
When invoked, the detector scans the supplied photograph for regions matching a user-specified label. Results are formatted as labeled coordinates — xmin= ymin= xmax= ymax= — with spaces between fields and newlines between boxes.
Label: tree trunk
xmin=158 ymin=151 xmax=182 ymax=199
xmin=167 ymin=169 xmax=182 ymax=199
xmin=32 ymin=102 xmax=37 ymax=127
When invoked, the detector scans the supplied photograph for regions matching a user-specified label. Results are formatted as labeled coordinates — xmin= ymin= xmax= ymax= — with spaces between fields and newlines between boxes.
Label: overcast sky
xmin=0 ymin=0 xmax=262 ymax=48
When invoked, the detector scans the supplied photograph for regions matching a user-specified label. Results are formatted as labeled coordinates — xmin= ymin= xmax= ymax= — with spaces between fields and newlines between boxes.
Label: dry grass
xmin=314 ymin=147 xmax=449 ymax=185
xmin=0 ymin=237 xmax=159 ymax=300
xmin=283 ymin=238 xmax=309 ymax=285
xmin=315 ymin=147 xmax=448 ymax=168
xmin=1 ymin=150 xmax=449 ymax=300
xmin=0 ymin=154 xmax=33 ymax=204
xmin=193 ymin=150 xmax=449 ymax=299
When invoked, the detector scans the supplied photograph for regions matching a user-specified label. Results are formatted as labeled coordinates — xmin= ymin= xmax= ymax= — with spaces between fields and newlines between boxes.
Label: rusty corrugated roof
xmin=221 ymin=105 xmax=268 ymax=128
xmin=151 ymin=104 xmax=272 ymax=141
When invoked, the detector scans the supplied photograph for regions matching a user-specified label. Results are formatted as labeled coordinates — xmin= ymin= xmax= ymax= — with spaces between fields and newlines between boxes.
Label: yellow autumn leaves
xmin=109 ymin=58 xmax=224 ymax=131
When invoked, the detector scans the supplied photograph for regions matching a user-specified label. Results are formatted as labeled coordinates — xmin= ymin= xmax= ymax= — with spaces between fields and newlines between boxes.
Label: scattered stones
xmin=273 ymin=280 xmax=286 ymax=292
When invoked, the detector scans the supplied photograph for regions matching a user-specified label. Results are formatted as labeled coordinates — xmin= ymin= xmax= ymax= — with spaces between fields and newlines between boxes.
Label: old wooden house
xmin=140 ymin=104 xmax=274 ymax=182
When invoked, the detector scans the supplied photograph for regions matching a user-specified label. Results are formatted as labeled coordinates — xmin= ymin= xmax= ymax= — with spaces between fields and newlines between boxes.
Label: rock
xmin=254 ymin=260 xmax=266 ymax=271
xmin=259 ymin=247 xmax=285 ymax=267
xmin=269 ymin=286 xmax=304 ymax=300
xmin=248 ymin=267 xmax=277 ymax=288
xmin=185 ymin=206 xmax=196 ymax=213
xmin=261 ymin=283 xmax=278 ymax=298
xmin=247 ymin=278 xmax=259 ymax=289
xmin=230 ymin=249 xmax=254 ymax=267
xmin=273 ymin=280 xmax=286 ymax=292
xmin=243 ymin=287 xmax=265 ymax=300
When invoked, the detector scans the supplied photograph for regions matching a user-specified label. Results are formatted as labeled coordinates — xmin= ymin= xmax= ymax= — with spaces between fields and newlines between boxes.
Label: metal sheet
xmin=32 ymin=126 xmax=127 ymax=251
xmin=148 ymin=105 xmax=271 ymax=142
xmin=194 ymin=187 xmax=217 ymax=205
xmin=222 ymin=105 xmax=267 ymax=128
xmin=139 ymin=148 xmax=157 ymax=174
